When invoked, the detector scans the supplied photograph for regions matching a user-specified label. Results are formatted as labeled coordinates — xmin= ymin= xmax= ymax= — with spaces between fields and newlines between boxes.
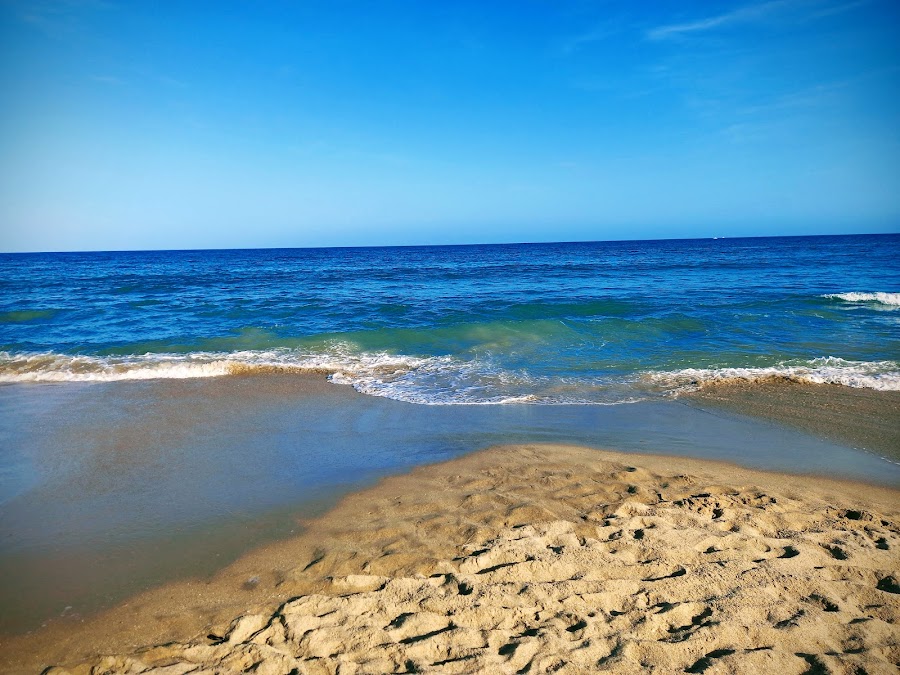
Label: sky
xmin=1 ymin=0 xmax=899 ymax=252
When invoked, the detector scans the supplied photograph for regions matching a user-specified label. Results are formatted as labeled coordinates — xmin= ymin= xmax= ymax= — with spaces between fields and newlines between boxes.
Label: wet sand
xmin=7 ymin=444 xmax=899 ymax=674
xmin=685 ymin=380 xmax=900 ymax=461
xmin=6 ymin=377 xmax=896 ymax=644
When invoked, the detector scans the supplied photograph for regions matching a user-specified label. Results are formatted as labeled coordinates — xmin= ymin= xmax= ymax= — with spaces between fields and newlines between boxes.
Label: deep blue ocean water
xmin=1 ymin=234 xmax=898 ymax=402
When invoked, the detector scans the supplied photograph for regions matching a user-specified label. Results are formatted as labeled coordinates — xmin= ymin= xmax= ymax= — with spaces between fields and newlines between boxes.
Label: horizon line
xmin=1 ymin=230 xmax=897 ymax=256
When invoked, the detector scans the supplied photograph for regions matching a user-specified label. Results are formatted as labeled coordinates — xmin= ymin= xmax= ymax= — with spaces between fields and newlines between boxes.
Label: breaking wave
xmin=823 ymin=292 xmax=900 ymax=307
xmin=0 ymin=347 xmax=422 ymax=382
xmin=0 ymin=348 xmax=555 ymax=404
xmin=648 ymin=357 xmax=900 ymax=392
xmin=2 ymin=351 xmax=898 ymax=403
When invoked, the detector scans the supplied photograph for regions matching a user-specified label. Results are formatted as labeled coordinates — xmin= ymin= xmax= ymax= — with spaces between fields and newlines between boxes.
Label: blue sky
xmin=1 ymin=0 xmax=898 ymax=252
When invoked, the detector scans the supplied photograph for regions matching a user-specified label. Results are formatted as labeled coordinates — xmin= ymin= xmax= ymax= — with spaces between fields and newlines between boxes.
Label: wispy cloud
xmin=90 ymin=74 xmax=124 ymax=85
xmin=558 ymin=23 xmax=618 ymax=55
xmin=737 ymin=66 xmax=898 ymax=117
xmin=646 ymin=0 xmax=795 ymax=40
xmin=809 ymin=0 xmax=871 ymax=19
xmin=153 ymin=74 xmax=188 ymax=89
xmin=88 ymin=69 xmax=191 ymax=90
xmin=737 ymin=80 xmax=848 ymax=115
xmin=645 ymin=0 xmax=868 ymax=41
xmin=12 ymin=0 xmax=114 ymax=37
xmin=719 ymin=120 xmax=784 ymax=144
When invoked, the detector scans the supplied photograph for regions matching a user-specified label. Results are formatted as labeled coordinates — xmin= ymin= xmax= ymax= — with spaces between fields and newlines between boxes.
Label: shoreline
xmin=683 ymin=380 xmax=900 ymax=462
xmin=6 ymin=443 xmax=898 ymax=674
xmin=4 ymin=376 xmax=898 ymax=645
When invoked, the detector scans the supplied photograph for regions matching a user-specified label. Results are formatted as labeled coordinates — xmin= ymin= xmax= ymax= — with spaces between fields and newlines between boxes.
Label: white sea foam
xmin=648 ymin=357 xmax=900 ymax=392
xmin=3 ymin=351 xmax=898 ymax=404
xmin=328 ymin=354 xmax=548 ymax=404
xmin=823 ymin=292 xmax=900 ymax=307
xmin=0 ymin=348 xmax=430 ymax=384
xmin=0 ymin=347 xmax=555 ymax=404
xmin=0 ymin=348 xmax=633 ymax=404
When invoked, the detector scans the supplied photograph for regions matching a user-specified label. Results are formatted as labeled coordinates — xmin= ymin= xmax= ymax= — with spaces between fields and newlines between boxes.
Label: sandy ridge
xmin=17 ymin=445 xmax=900 ymax=674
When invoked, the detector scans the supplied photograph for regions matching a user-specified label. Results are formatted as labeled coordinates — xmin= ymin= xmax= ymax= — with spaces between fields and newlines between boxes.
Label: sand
xmin=6 ymin=444 xmax=900 ymax=674
xmin=685 ymin=379 xmax=900 ymax=461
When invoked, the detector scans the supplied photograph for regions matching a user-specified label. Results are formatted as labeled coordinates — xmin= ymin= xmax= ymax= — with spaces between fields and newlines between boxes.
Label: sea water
xmin=1 ymin=234 xmax=898 ymax=401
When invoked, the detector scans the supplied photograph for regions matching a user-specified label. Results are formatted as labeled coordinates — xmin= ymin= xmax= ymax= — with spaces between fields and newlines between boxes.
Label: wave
xmin=823 ymin=292 xmax=900 ymax=307
xmin=648 ymin=357 xmax=900 ymax=392
xmin=0 ymin=347 xmax=424 ymax=382
xmin=0 ymin=348 xmax=549 ymax=404
xmin=0 ymin=348 xmax=641 ymax=404
xmin=2 ymin=351 xmax=898 ymax=404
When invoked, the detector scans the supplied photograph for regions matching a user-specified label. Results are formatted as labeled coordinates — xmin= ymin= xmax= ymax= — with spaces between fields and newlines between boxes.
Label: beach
xmin=1 ymin=237 xmax=898 ymax=672
xmin=4 ymin=0 xmax=899 ymax=668
xmin=4 ymin=443 xmax=897 ymax=674
xmin=2 ymin=373 xmax=897 ymax=647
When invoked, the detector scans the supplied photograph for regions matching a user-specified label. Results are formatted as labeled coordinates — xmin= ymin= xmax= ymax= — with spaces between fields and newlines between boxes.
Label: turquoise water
xmin=1 ymin=234 xmax=898 ymax=402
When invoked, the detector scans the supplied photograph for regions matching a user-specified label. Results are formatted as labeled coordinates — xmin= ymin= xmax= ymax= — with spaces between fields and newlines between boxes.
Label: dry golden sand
xmin=7 ymin=444 xmax=900 ymax=674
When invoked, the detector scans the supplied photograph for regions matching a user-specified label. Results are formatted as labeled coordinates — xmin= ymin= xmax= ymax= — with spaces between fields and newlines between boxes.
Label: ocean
xmin=2 ymin=234 xmax=899 ymax=400
xmin=1 ymin=233 xmax=899 ymax=632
